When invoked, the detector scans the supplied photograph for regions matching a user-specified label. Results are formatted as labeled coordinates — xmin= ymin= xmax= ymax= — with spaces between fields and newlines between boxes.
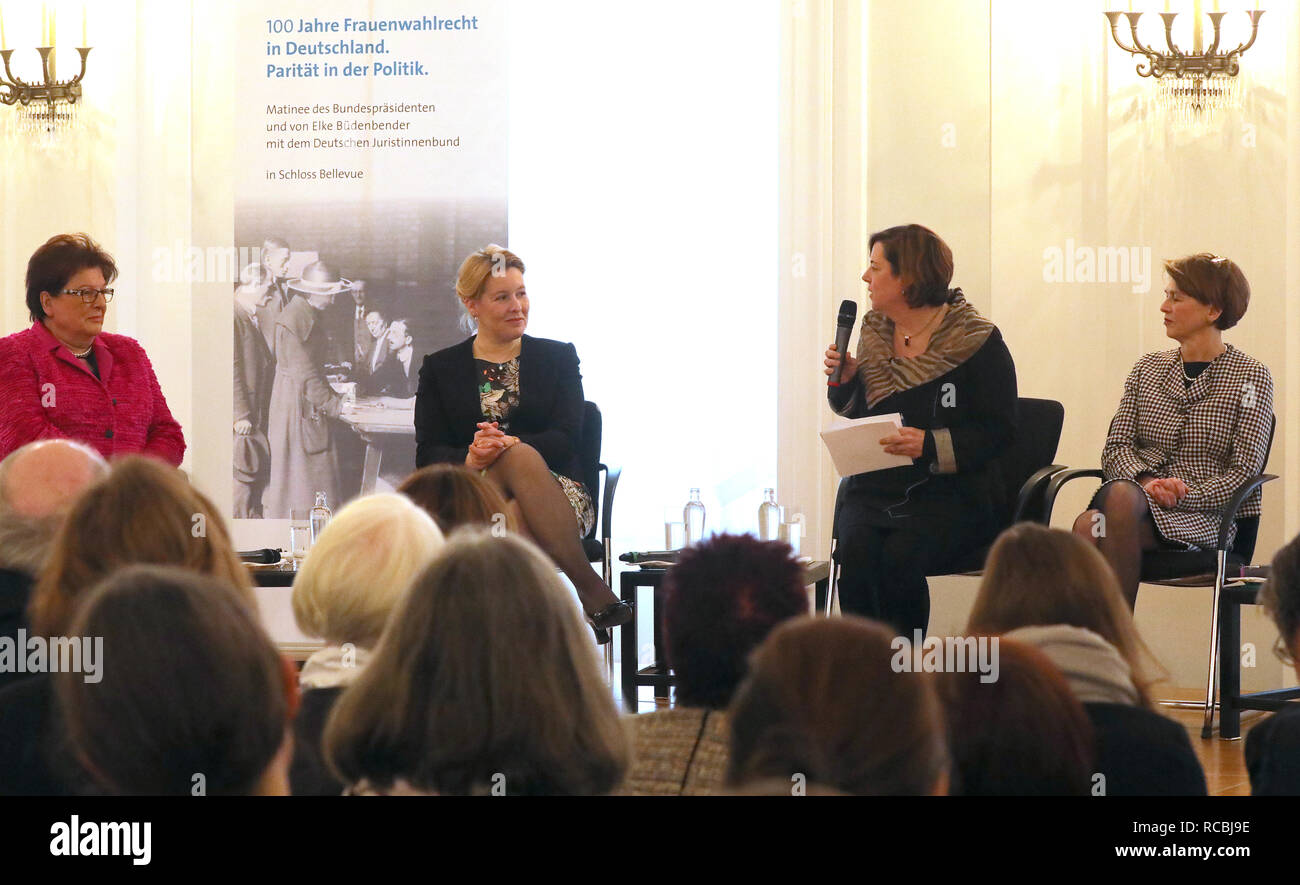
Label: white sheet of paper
xmin=819 ymin=413 xmax=911 ymax=476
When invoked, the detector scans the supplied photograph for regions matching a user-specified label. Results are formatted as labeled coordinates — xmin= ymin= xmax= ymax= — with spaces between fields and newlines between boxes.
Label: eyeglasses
xmin=60 ymin=288 xmax=115 ymax=303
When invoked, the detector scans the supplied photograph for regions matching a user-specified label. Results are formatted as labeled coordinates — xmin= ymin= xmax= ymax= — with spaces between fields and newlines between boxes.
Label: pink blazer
xmin=0 ymin=322 xmax=186 ymax=465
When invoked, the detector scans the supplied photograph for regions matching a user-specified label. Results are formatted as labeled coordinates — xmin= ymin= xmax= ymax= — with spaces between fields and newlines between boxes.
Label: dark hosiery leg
xmin=484 ymin=443 xmax=619 ymax=615
xmin=878 ymin=528 xmax=938 ymax=639
xmin=1087 ymin=480 xmax=1161 ymax=610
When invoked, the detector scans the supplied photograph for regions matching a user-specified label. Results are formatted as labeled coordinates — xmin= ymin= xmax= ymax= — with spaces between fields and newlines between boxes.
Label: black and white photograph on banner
xmin=231 ymin=0 xmax=506 ymax=519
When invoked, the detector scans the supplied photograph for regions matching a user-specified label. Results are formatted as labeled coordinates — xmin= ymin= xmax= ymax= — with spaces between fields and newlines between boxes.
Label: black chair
xmin=1039 ymin=415 xmax=1277 ymax=738
xmin=578 ymin=401 xmax=621 ymax=673
xmin=827 ymin=397 xmax=1066 ymax=612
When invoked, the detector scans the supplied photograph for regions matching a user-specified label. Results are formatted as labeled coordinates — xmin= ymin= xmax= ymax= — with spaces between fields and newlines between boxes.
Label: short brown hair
xmin=26 ymin=233 xmax=119 ymax=322
xmin=868 ymin=224 xmax=954 ymax=308
xmin=324 ymin=529 xmax=628 ymax=795
xmin=56 ymin=565 xmax=288 ymax=795
xmin=967 ymin=523 xmax=1161 ymax=707
xmin=28 ymin=456 xmax=256 ymax=637
xmin=937 ymin=639 xmax=1095 ymax=795
xmin=727 ymin=616 xmax=948 ymax=795
xmin=1259 ymin=532 xmax=1300 ymax=664
xmin=1164 ymin=253 xmax=1250 ymax=330
xmin=398 ymin=464 xmax=513 ymax=534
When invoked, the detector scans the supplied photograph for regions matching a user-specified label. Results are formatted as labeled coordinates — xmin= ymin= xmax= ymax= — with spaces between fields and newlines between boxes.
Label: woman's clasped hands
xmin=465 ymin=421 xmax=520 ymax=471
xmin=1140 ymin=476 xmax=1189 ymax=509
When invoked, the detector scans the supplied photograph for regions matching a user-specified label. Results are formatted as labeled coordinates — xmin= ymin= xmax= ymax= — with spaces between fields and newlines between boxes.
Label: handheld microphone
xmin=828 ymin=299 xmax=858 ymax=387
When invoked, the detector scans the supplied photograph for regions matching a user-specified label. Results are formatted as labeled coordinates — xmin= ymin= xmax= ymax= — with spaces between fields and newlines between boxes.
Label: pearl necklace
xmin=70 ymin=344 xmax=93 ymax=358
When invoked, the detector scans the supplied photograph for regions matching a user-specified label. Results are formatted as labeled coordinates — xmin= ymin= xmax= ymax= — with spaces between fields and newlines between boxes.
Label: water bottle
xmin=309 ymin=491 xmax=332 ymax=545
xmin=683 ymin=488 xmax=706 ymax=546
xmin=758 ymin=488 xmax=781 ymax=541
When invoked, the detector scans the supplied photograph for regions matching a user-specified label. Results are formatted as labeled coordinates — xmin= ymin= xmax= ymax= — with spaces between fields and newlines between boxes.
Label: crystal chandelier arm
xmin=0 ymin=48 xmax=37 ymax=91
xmin=67 ymin=47 xmax=91 ymax=87
xmin=1205 ymin=11 xmax=1226 ymax=56
xmin=1125 ymin=11 xmax=1159 ymax=56
xmin=1104 ymin=12 xmax=1140 ymax=54
xmin=1223 ymin=9 xmax=1265 ymax=57
xmin=1158 ymin=12 xmax=1184 ymax=56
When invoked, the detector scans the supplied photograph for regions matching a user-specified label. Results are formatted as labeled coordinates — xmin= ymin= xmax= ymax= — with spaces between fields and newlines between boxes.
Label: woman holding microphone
xmin=824 ymin=224 xmax=1017 ymax=636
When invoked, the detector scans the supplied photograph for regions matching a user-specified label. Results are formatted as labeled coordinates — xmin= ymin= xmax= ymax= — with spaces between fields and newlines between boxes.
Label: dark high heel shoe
xmin=587 ymin=600 xmax=633 ymax=644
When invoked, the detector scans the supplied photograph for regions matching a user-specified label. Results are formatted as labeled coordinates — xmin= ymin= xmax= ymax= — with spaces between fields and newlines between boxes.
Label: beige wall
xmin=781 ymin=0 xmax=1300 ymax=693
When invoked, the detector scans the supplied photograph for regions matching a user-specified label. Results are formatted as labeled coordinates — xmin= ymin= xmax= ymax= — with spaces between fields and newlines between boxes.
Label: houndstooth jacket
xmin=1101 ymin=345 xmax=1274 ymax=550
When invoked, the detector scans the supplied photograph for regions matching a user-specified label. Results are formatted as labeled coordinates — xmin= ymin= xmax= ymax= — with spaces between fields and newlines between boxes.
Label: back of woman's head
xmin=56 ymin=565 xmax=289 ymax=795
xmin=968 ymin=523 xmax=1156 ymax=705
xmin=664 ymin=533 xmax=808 ymax=708
xmin=397 ymin=464 xmax=512 ymax=534
xmin=1260 ymin=532 xmax=1300 ymax=665
xmin=727 ymin=616 xmax=947 ymax=796
xmin=324 ymin=528 xmax=628 ymax=795
xmin=938 ymin=638 xmax=1094 ymax=796
xmin=30 ymin=456 xmax=254 ymax=637
xmin=292 ymin=493 xmax=444 ymax=648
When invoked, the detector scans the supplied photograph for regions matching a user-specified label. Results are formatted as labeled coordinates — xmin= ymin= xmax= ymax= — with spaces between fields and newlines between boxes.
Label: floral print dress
xmin=477 ymin=357 xmax=595 ymax=535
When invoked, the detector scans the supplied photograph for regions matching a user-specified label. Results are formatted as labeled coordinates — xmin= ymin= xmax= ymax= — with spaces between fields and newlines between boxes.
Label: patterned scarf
xmin=854 ymin=291 xmax=995 ymax=408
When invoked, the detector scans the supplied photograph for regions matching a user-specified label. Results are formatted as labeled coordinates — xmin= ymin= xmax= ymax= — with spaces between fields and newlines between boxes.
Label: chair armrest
xmin=1012 ymin=465 xmax=1066 ymax=524
xmin=1042 ymin=468 xmax=1106 ymax=522
xmin=1215 ymin=474 xmax=1277 ymax=552
xmin=599 ymin=463 xmax=621 ymax=542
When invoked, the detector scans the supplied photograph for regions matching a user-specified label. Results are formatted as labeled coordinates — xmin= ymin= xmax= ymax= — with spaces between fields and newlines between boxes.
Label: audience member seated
xmin=617 ymin=534 xmax=807 ymax=796
xmin=289 ymin=493 xmax=444 ymax=795
xmin=397 ymin=463 xmax=514 ymax=534
xmin=937 ymin=638 xmax=1094 ymax=796
xmin=967 ymin=523 xmax=1206 ymax=796
xmin=0 ymin=456 xmax=256 ymax=796
xmin=0 ymin=440 xmax=107 ymax=692
xmin=55 ymin=566 xmax=295 ymax=795
xmin=726 ymin=616 xmax=948 ymax=796
xmin=323 ymin=529 xmax=628 ymax=795
xmin=1246 ymin=532 xmax=1300 ymax=795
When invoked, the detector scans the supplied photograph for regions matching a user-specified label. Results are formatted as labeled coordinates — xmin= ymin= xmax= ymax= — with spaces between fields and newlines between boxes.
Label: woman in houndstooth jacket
xmin=1073 ymin=254 xmax=1274 ymax=609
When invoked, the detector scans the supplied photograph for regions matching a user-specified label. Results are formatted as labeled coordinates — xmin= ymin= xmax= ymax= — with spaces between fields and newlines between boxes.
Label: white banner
xmin=231 ymin=0 xmax=506 ymax=519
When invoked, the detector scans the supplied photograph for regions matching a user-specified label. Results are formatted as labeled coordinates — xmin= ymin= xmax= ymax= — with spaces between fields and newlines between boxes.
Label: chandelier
xmin=1104 ymin=5 xmax=1264 ymax=127
xmin=1 ymin=8 xmax=92 ymax=139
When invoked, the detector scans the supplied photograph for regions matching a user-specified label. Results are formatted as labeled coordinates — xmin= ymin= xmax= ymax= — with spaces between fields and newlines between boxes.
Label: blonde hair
xmin=292 ymin=493 xmax=444 ymax=648
xmin=30 ymin=456 xmax=255 ymax=637
xmin=453 ymin=244 xmax=525 ymax=334
xmin=324 ymin=528 xmax=628 ymax=795
xmin=966 ymin=523 xmax=1163 ymax=708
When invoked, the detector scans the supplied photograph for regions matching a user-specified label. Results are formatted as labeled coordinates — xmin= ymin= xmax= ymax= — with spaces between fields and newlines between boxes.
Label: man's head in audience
xmin=56 ymin=565 xmax=296 ymax=796
xmin=727 ymin=616 xmax=949 ymax=796
xmin=365 ymin=310 xmax=387 ymax=342
xmin=1261 ymin=533 xmax=1300 ymax=681
xmin=386 ymin=318 xmax=413 ymax=355
xmin=664 ymin=533 xmax=808 ymax=710
xmin=0 ymin=439 xmax=107 ymax=576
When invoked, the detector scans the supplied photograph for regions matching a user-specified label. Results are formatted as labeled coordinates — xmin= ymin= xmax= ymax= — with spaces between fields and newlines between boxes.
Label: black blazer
xmin=414 ymin=335 xmax=585 ymax=484
xmin=1086 ymin=702 xmax=1207 ymax=796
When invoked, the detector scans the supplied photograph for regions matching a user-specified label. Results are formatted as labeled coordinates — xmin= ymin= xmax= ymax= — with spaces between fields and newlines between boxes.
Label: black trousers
xmin=835 ymin=497 xmax=989 ymax=638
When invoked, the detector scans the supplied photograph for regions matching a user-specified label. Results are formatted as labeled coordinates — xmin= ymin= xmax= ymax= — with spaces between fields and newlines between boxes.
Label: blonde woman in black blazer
xmin=1073 ymin=254 xmax=1274 ymax=609
xmin=414 ymin=246 xmax=631 ymax=640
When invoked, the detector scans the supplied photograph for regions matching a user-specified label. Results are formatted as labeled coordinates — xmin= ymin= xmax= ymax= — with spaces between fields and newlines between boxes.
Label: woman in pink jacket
xmin=0 ymin=234 xmax=185 ymax=466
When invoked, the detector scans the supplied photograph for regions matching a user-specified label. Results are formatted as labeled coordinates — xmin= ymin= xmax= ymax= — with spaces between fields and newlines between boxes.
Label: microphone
xmin=828 ymin=299 xmax=858 ymax=387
